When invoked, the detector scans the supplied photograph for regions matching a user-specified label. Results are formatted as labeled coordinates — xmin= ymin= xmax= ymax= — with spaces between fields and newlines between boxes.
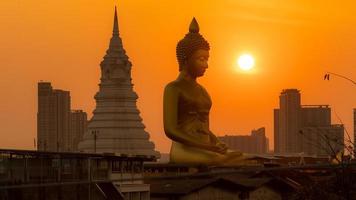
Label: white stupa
xmin=78 ymin=7 xmax=159 ymax=158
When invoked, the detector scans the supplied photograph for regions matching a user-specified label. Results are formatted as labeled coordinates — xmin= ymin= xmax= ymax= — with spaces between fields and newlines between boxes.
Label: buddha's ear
xmin=180 ymin=59 xmax=189 ymax=71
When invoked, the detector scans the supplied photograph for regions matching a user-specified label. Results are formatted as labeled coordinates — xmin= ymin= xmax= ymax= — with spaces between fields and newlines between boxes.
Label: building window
xmin=112 ymin=160 xmax=121 ymax=172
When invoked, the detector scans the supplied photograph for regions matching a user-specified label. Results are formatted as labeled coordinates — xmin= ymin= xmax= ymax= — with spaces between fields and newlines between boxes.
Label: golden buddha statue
xmin=163 ymin=18 xmax=249 ymax=166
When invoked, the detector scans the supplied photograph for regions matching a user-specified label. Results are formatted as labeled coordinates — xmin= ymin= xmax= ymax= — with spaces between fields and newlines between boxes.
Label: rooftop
xmin=0 ymin=148 xmax=156 ymax=161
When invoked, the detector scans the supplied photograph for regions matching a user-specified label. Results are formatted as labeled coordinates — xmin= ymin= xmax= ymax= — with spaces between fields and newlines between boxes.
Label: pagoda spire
xmin=107 ymin=6 xmax=124 ymax=53
xmin=113 ymin=6 xmax=119 ymax=36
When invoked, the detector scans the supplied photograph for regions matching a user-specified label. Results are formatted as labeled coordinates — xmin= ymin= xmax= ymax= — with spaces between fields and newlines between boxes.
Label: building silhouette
xmin=37 ymin=82 xmax=70 ymax=152
xmin=218 ymin=127 xmax=269 ymax=154
xmin=0 ymin=148 xmax=153 ymax=199
xmin=78 ymin=8 xmax=159 ymax=158
xmin=37 ymin=83 xmax=88 ymax=152
xmin=69 ymin=110 xmax=87 ymax=151
xmin=354 ymin=108 xmax=356 ymax=155
xmin=274 ymin=89 xmax=344 ymax=156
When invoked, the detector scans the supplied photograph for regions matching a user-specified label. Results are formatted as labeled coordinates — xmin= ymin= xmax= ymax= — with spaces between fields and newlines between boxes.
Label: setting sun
xmin=237 ymin=54 xmax=255 ymax=71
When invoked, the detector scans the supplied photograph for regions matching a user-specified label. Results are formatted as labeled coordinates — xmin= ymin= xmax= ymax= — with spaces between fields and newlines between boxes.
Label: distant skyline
xmin=1 ymin=0 xmax=356 ymax=153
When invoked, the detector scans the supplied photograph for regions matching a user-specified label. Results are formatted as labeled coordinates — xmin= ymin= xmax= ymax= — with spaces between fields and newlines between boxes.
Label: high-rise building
xmin=274 ymin=89 xmax=344 ymax=156
xmin=70 ymin=110 xmax=87 ymax=151
xmin=78 ymin=8 xmax=159 ymax=158
xmin=275 ymin=89 xmax=302 ymax=154
xmin=218 ymin=127 xmax=269 ymax=154
xmin=354 ymin=108 xmax=356 ymax=155
xmin=37 ymin=82 xmax=71 ymax=152
xmin=274 ymin=109 xmax=280 ymax=153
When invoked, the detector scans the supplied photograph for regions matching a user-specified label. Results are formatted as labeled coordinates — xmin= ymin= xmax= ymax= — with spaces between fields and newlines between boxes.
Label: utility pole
xmin=92 ymin=130 xmax=98 ymax=153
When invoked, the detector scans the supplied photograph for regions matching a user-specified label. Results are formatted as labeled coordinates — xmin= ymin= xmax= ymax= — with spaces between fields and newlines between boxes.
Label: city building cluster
xmin=37 ymin=82 xmax=87 ymax=152
xmin=218 ymin=127 xmax=269 ymax=154
xmin=274 ymin=89 xmax=344 ymax=157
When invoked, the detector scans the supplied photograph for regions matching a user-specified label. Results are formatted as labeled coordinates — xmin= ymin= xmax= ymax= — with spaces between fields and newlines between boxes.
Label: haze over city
xmin=1 ymin=0 xmax=356 ymax=153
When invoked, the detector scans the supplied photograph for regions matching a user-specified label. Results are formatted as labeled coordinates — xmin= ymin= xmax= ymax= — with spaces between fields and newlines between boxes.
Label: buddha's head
xmin=176 ymin=18 xmax=210 ymax=77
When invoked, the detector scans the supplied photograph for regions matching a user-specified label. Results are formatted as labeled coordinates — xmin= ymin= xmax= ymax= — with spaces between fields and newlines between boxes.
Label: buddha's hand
xmin=209 ymin=143 xmax=228 ymax=154
xmin=217 ymin=142 xmax=228 ymax=154
xmin=216 ymin=142 xmax=227 ymax=149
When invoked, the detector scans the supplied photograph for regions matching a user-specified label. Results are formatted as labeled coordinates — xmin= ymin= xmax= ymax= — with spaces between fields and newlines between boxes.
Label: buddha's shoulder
xmin=164 ymin=80 xmax=185 ymax=90
xmin=165 ymin=80 xmax=207 ymax=91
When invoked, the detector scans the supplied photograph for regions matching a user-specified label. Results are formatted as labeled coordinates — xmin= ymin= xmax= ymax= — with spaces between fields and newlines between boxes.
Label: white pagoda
xmin=78 ymin=8 xmax=159 ymax=158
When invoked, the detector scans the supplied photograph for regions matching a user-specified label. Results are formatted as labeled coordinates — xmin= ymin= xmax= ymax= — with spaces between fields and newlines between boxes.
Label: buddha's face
xmin=185 ymin=49 xmax=209 ymax=78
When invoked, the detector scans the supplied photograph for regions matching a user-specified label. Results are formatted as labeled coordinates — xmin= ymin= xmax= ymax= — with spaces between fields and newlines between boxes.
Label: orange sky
xmin=1 ymin=0 xmax=356 ymax=153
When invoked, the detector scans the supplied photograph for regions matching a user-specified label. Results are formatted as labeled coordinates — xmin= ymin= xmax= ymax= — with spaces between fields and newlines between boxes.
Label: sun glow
xmin=237 ymin=54 xmax=255 ymax=71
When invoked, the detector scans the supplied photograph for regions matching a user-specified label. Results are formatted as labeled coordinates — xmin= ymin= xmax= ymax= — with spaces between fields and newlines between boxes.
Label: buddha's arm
xmin=207 ymin=117 xmax=228 ymax=153
xmin=208 ymin=130 xmax=220 ymax=144
xmin=163 ymin=84 xmax=225 ymax=154
xmin=200 ymin=86 xmax=226 ymax=149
